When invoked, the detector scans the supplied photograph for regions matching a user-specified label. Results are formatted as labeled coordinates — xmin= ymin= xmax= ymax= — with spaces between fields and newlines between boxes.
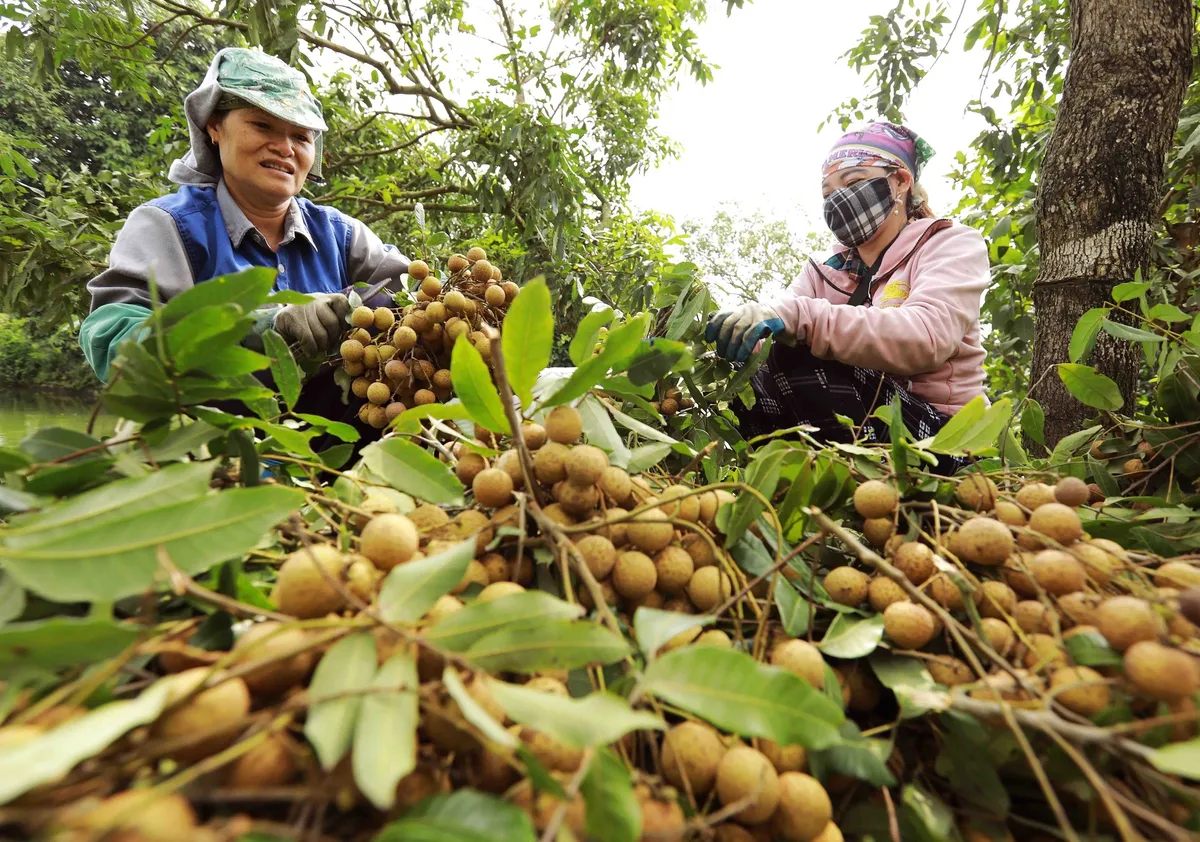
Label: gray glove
xmin=269 ymin=293 xmax=352 ymax=359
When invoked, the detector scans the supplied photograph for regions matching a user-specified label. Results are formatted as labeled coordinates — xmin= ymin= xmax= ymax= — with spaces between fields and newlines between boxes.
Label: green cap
xmin=214 ymin=48 xmax=327 ymax=179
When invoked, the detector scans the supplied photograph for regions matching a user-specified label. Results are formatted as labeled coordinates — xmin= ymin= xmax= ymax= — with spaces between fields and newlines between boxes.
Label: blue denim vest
xmin=147 ymin=185 xmax=351 ymax=293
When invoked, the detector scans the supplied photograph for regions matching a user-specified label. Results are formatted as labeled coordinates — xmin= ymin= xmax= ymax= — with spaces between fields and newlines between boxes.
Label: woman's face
xmin=821 ymin=165 xmax=910 ymax=201
xmin=207 ymin=107 xmax=316 ymax=205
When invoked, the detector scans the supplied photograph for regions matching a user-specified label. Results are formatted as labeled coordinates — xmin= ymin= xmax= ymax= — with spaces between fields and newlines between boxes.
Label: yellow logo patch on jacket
xmin=880 ymin=279 xmax=910 ymax=307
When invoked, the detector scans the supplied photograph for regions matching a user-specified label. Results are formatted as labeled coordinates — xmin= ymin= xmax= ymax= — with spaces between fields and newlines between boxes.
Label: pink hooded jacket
xmin=768 ymin=218 xmax=989 ymax=415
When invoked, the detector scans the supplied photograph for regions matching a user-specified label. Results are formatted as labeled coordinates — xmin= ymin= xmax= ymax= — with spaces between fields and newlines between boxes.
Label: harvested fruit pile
xmin=5 ymin=407 xmax=1200 ymax=841
xmin=336 ymin=246 xmax=519 ymax=428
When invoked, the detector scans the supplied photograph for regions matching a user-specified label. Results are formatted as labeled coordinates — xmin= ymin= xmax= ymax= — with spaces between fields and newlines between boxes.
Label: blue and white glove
xmin=705 ymin=303 xmax=786 ymax=363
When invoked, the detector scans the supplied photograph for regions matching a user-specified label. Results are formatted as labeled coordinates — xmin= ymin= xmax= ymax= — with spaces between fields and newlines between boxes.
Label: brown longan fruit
xmin=978 ymin=580 xmax=1017 ymax=619
xmin=384 ymin=359 xmax=409 ymax=382
xmin=1123 ymin=457 xmax=1146 ymax=475
xmin=883 ymin=602 xmax=937 ymax=650
xmin=495 ymin=449 xmax=525 ymax=490
xmin=350 ymin=377 xmax=371 ymax=400
xmin=627 ymin=509 xmax=675 ymax=553
xmin=444 ymin=290 xmax=468 ymax=312
xmin=522 ymin=422 xmax=547 ymax=450
xmin=928 ymin=656 xmax=974 ymax=686
xmin=545 ymin=405 xmax=583 ymax=444
xmin=599 ymin=466 xmax=633 ymax=505
xmin=502 ymin=280 xmax=520 ymax=301
xmin=154 ymin=668 xmax=252 ymax=764
xmin=1096 ymin=596 xmax=1160 ymax=651
xmin=577 ymin=534 xmax=617 ymax=579
xmin=565 ymin=444 xmax=609 ymax=486
xmin=450 ymin=559 xmax=489 ymax=595
xmin=760 ymin=739 xmax=807 ymax=774
xmin=480 ymin=552 xmax=511 ymax=584
xmin=456 ymin=451 xmax=488 ymax=486
xmin=359 ymin=513 xmax=420 ymax=571
xmin=660 ymin=397 xmax=679 ymax=415
xmin=555 ymin=481 xmax=600 ymax=516
xmin=1014 ymin=600 xmax=1052 ymax=634
xmin=1058 ymin=591 xmax=1101 ymax=627
xmin=862 ymin=518 xmax=895 ymax=548
xmin=466 ymin=246 xmax=487 ymax=262
xmin=484 ymin=284 xmax=507 ymax=307
xmin=272 ymin=545 xmax=349 ymax=619
xmin=824 ymin=567 xmax=869 ymax=607
xmin=892 ymin=542 xmax=935 ymax=585
xmin=477 ymin=581 xmax=525 ymax=603
xmin=374 ymin=307 xmax=395 ymax=332
xmin=770 ymin=772 xmax=832 ymax=841
xmin=926 ymin=573 xmax=965 ymax=611
xmin=682 ymin=532 xmax=716 ymax=568
xmin=1022 ymin=633 xmax=1067 ymax=671
xmin=227 ymin=732 xmax=298 ymax=789
xmin=233 ymin=622 xmax=314 ymax=699
xmin=362 ymin=343 xmax=380 ymax=369
xmin=366 ymin=381 xmax=391 ymax=406
xmin=613 ymin=551 xmax=657 ymax=600
xmin=1054 ymin=476 xmax=1090 ymax=507
xmin=534 ymin=441 xmax=570 ymax=485
xmin=473 ymin=468 xmax=514 ymax=508
xmin=1050 ymin=666 xmax=1111 ymax=717
xmin=980 ymin=617 xmax=1015 ymax=657
xmin=430 ymin=368 xmax=451 ymax=390
xmin=659 ymin=485 xmax=702 ymax=522
xmin=717 ymin=746 xmax=780 ymax=825
xmin=420 ymin=275 xmax=444 ymax=299
xmin=350 ymin=306 xmax=375 ymax=329
xmin=408 ymin=503 xmax=451 ymax=533
xmin=407 ymin=259 xmax=430 ymax=281
xmin=951 ymin=517 xmax=1014 ymax=566
xmin=1003 ymin=554 xmax=1039 ymax=598
xmin=414 ymin=389 xmax=437 ymax=406
xmin=1028 ymin=503 xmax=1083 ymax=546
xmin=1124 ymin=641 xmax=1200 ymax=701
xmin=661 ymin=721 xmax=726 ymax=796
xmin=688 ymin=566 xmax=732 ymax=612
xmin=1155 ymin=561 xmax=1200 ymax=589
xmin=853 ymin=480 xmax=898 ymax=519
xmin=340 ymin=338 xmax=365 ymax=363
xmin=995 ymin=500 xmax=1026 ymax=527
xmin=655 ymin=546 xmax=695 ymax=595
xmin=393 ymin=325 xmax=418 ymax=352
xmin=447 ymin=253 xmax=469 ymax=272
xmin=697 ymin=629 xmax=732 ymax=648
xmin=1016 ymin=482 xmax=1057 ymax=511
xmin=955 ymin=475 xmax=998 ymax=511
xmin=868 ymin=576 xmax=908 ymax=612
xmin=770 ymin=639 xmax=826 ymax=688
xmin=1030 ymin=549 xmax=1085 ymax=595
xmin=1072 ymin=541 xmax=1124 ymax=587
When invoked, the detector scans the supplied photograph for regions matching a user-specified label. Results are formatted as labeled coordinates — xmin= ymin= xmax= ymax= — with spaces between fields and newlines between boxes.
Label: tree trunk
xmin=1028 ymin=0 xmax=1190 ymax=446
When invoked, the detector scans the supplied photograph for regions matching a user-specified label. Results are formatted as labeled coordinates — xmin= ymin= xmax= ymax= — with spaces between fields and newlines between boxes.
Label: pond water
xmin=0 ymin=390 xmax=116 ymax=447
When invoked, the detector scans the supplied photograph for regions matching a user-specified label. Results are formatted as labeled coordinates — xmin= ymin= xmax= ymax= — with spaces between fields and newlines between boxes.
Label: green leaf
xmin=627 ymin=443 xmax=674 ymax=473
xmin=577 ymin=395 xmax=632 ymax=469
xmin=189 ymin=345 xmax=269 ymax=378
xmin=1147 ymin=303 xmax=1192 ymax=323
xmin=547 ymin=314 xmax=651 ymax=406
xmin=465 ymin=620 xmax=630 ymax=673
xmin=724 ymin=441 xmax=790 ymax=546
xmin=361 ymin=438 xmax=463 ymax=505
xmin=489 ymin=680 xmax=664 ymax=747
xmin=1049 ymin=425 xmax=1103 ymax=465
xmin=0 ymin=447 xmax=31 ymax=472
xmin=582 ymin=748 xmax=641 ymax=842
xmin=569 ymin=307 xmax=615 ymax=365
xmin=775 ymin=578 xmax=812 ymax=636
xmin=1103 ymin=319 xmax=1165 ymax=344
xmin=641 ymin=646 xmax=844 ymax=748
xmin=665 ymin=284 xmax=709 ymax=341
xmin=903 ymin=783 xmax=959 ymax=842
xmin=1020 ymin=399 xmax=1046 ymax=446
xmin=294 ymin=414 xmax=361 ymax=443
xmin=306 ymin=633 xmax=377 ymax=771
xmin=19 ymin=427 xmax=106 ymax=463
xmin=378 ymin=539 xmax=474 ymax=624
xmin=1 ymin=482 xmax=303 ymax=603
xmin=1069 ymin=307 xmax=1108 ymax=363
xmin=928 ymin=397 xmax=1012 ymax=454
xmin=501 ymin=277 xmax=553 ymax=407
xmin=935 ymin=713 xmax=1009 ymax=814
xmin=146 ymin=420 xmax=223 ymax=462
xmin=443 ymin=667 xmax=519 ymax=749
xmin=1112 ymin=281 xmax=1151 ymax=302
xmin=819 ymin=613 xmax=885 ymax=659
xmin=632 ymin=607 xmax=714 ymax=658
xmin=809 ymin=721 xmax=896 ymax=786
xmin=1063 ymin=629 xmax=1122 ymax=668
xmin=354 ymin=649 xmax=419 ymax=809
xmin=23 ymin=460 xmax=114 ymax=496
xmin=0 ymin=574 xmax=23 ymax=627
xmin=424 ymin=591 xmax=584 ymax=652
xmin=869 ymin=653 xmax=948 ymax=719
xmin=1150 ymin=737 xmax=1200 ymax=780
xmin=452 ymin=336 xmax=511 ymax=435
xmin=626 ymin=339 xmax=690 ymax=386
xmin=0 ymin=680 xmax=171 ymax=804
xmin=263 ymin=329 xmax=302 ymax=411
xmin=605 ymin=405 xmax=677 ymax=444
xmin=158 ymin=267 xmax=276 ymax=327
xmin=1056 ymin=364 xmax=1124 ymax=411
xmin=389 ymin=402 xmax=474 ymax=434
xmin=0 ymin=616 xmax=139 ymax=675
xmin=374 ymin=789 xmax=536 ymax=842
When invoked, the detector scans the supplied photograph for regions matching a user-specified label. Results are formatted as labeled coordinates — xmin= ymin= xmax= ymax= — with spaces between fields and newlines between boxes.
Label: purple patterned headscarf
xmin=822 ymin=121 xmax=935 ymax=179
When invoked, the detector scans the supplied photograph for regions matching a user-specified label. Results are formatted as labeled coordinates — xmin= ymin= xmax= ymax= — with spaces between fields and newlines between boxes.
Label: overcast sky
xmin=628 ymin=0 xmax=994 ymax=233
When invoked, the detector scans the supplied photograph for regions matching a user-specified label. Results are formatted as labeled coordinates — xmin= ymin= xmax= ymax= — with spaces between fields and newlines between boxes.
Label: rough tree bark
xmin=1028 ymin=0 xmax=1191 ymax=446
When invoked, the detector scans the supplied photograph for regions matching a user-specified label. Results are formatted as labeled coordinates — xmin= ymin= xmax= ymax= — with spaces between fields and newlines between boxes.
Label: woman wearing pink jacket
xmin=706 ymin=121 xmax=989 ymax=460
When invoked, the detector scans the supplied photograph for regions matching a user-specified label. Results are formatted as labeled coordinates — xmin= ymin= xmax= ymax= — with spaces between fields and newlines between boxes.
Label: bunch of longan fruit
xmin=335 ymin=246 xmax=521 ymax=429
xmin=650 ymin=382 xmax=695 ymax=417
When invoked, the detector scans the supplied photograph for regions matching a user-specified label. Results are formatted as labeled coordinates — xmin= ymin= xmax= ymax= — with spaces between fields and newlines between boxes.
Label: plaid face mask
xmin=823 ymin=176 xmax=896 ymax=248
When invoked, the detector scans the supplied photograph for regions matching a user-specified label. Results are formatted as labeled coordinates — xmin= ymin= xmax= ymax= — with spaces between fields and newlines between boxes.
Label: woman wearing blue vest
xmin=80 ymin=48 xmax=410 ymax=394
